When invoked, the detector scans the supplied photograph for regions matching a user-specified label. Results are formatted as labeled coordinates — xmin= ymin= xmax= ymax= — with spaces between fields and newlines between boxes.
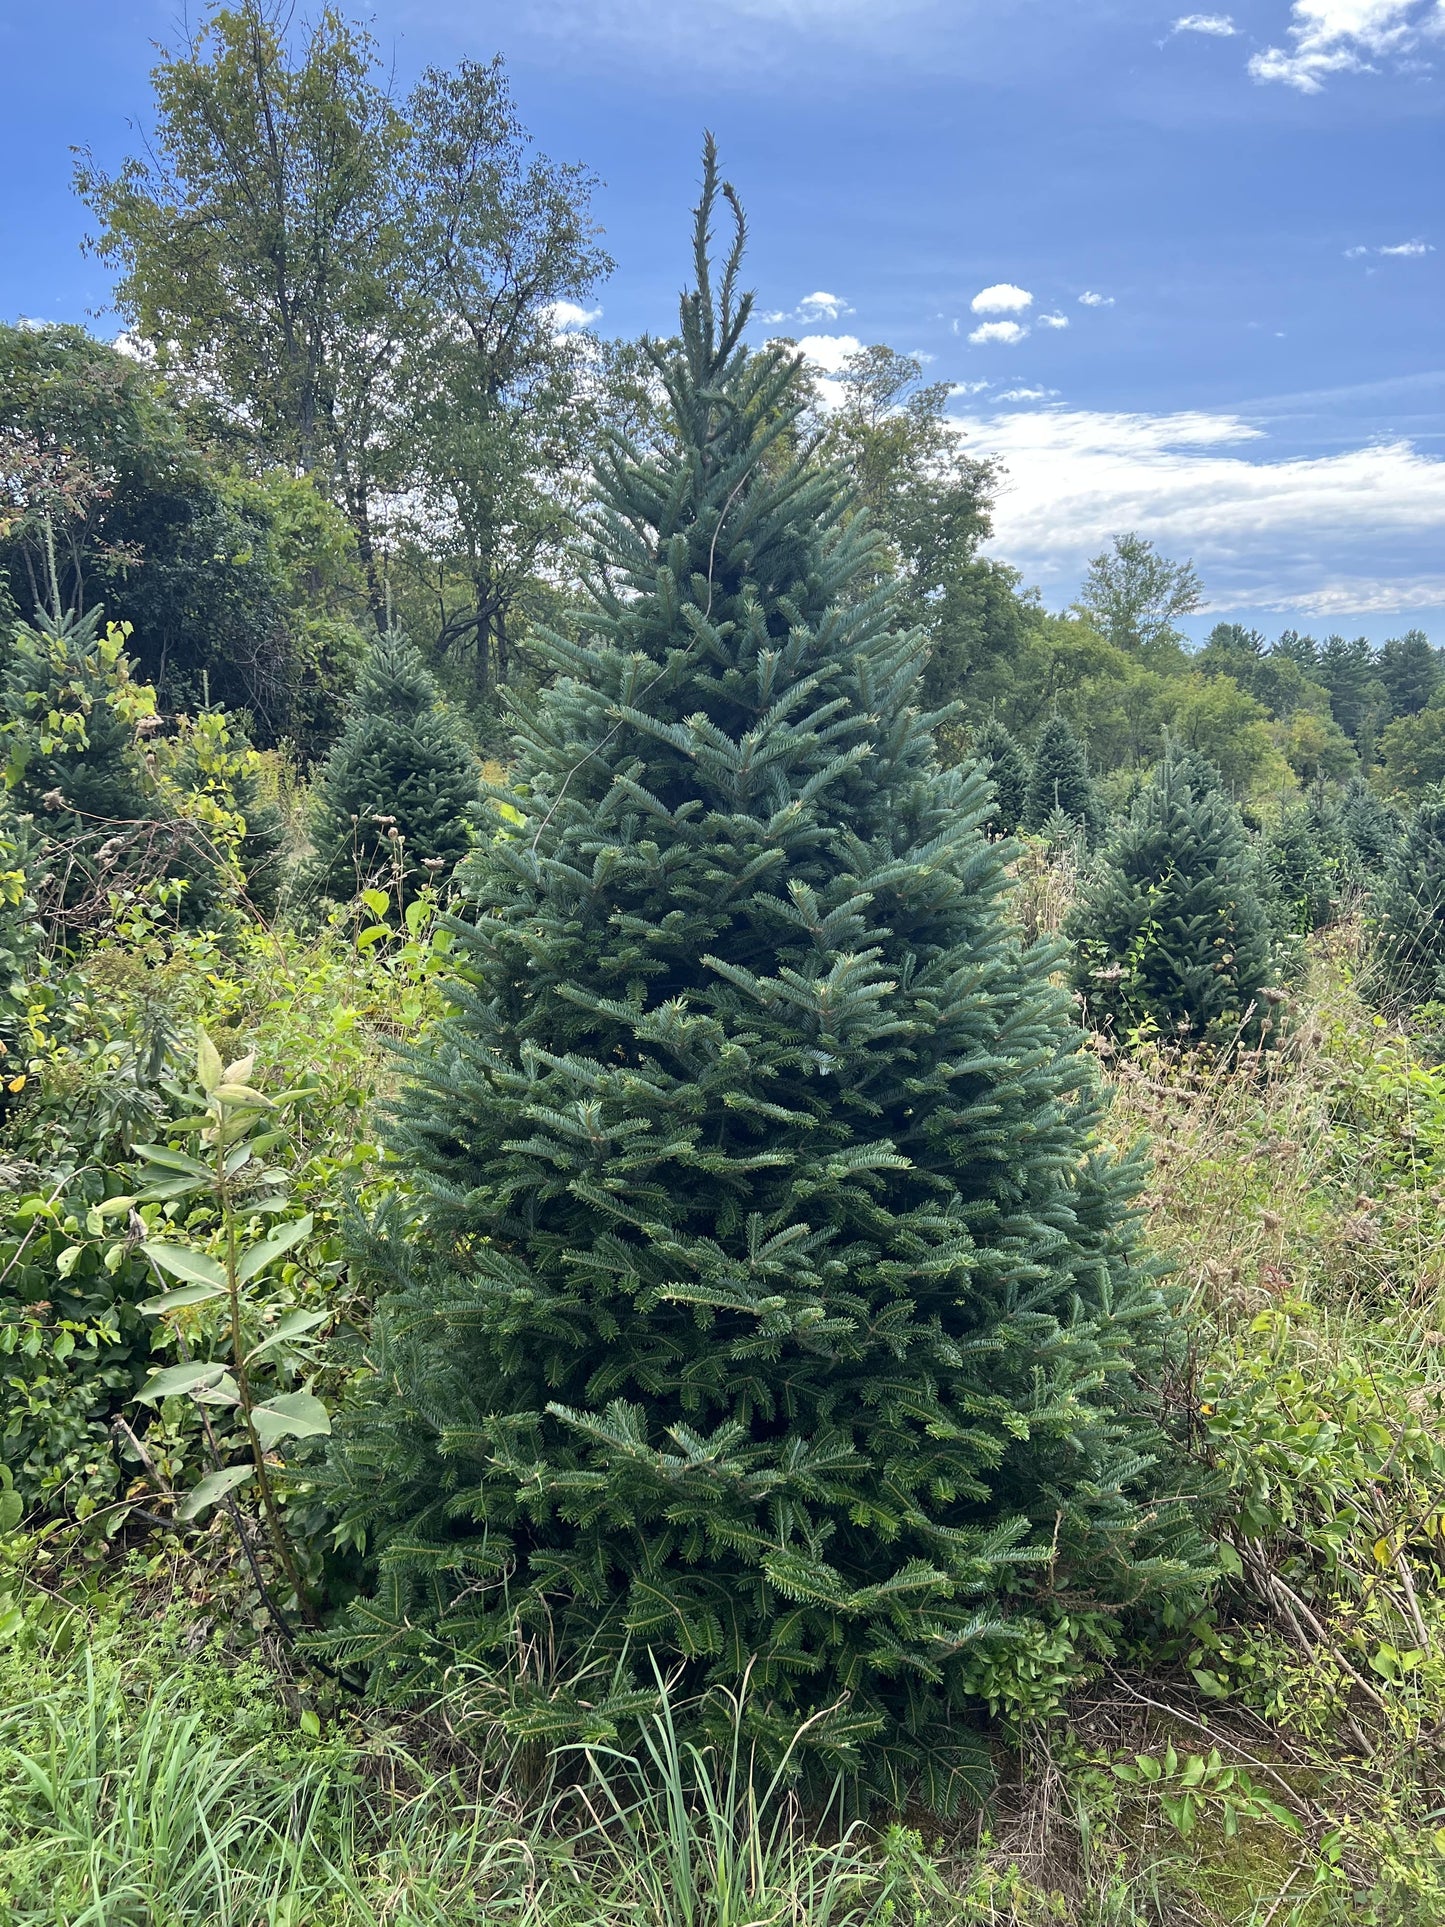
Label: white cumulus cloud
xmin=951 ymin=403 xmax=1445 ymax=617
xmin=1172 ymin=13 xmax=1239 ymax=33
xmin=1248 ymin=0 xmax=1442 ymax=94
xmin=793 ymin=331 xmax=864 ymax=373
xmin=796 ymin=290 xmax=853 ymax=320
xmin=544 ymin=300 xmax=603 ymax=331
xmin=969 ymin=320 xmax=1029 ymax=345
xmin=1078 ymin=290 xmax=1115 ymax=307
xmin=1037 ymin=312 xmax=1070 ymax=329
xmin=971 ymin=282 xmax=1033 ymax=314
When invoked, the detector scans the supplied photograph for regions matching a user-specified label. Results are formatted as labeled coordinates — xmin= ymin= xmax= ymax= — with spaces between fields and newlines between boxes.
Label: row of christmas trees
xmin=970 ymin=709 xmax=1443 ymax=1050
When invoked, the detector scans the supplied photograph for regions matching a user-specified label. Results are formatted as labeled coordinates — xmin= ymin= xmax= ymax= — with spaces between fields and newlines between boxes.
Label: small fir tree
xmin=1023 ymin=714 xmax=1100 ymax=842
xmin=1369 ymin=789 xmax=1445 ymax=1015
xmin=2 ymin=608 xmax=155 ymax=832
xmin=321 ymin=148 xmax=1209 ymax=1810
xmin=1070 ymin=740 xmax=1276 ymax=1048
xmin=1339 ymin=776 xmax=1401 ymax=876
xmin=970 ymin=717 xmax=1027 ymax=834
xmin=1259 ymin=801 xmax=1342 ymax=937
xmin=307 ymin=633 xmax=477 ymax=904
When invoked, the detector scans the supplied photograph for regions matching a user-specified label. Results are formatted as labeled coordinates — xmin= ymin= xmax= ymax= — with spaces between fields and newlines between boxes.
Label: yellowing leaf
xmin=197 ymin=1029 xmax=223 ymax=1094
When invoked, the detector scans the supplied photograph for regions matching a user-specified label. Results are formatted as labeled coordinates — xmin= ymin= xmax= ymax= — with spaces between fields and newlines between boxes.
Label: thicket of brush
xmin=3 ymin=846 xmax=1444 ymax=1922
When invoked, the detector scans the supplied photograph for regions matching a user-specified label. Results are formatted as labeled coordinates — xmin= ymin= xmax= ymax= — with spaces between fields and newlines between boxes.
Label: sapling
xmin=131 ymin=1028 xmax=331 ymax=1609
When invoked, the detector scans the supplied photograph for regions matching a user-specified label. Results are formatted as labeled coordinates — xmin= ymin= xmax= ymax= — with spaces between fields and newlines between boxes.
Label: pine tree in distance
xmin=307 ymin=632 xmax=477 ymax=904
xmin=1024 ymin=713 xmax=1100 ymax=841
xmin=1069 ymin=738 xmax=1277 ymax=1049
xmin=970 ymin=716 xmax=1027 ymax=834
xmin=322 ymin=144 xmax=1209 ymax=1810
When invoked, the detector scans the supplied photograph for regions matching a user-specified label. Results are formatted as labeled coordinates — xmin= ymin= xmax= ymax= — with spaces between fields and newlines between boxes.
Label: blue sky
xmin=3 ymin=0 xmax=1442 ymax=643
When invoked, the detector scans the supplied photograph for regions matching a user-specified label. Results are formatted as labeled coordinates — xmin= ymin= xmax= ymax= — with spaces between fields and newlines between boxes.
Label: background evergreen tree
xmin=307 ymin=632 xmax=477 ymax=903
xmin=1376 ymin=628 xmax=1440 ymax=720
xmin=1368 ymin=789 xmax=1445 ymax=1016
xmin=1259 ymin=800 xmax=1343 ymax=937
xmin=1070 ymin=739 xmax=1276 ymax=1048
xmin=1339 ymin=776 xmax=1401 ymax=876
xmin=969 ymin=717 xmax=1027 ymax=834
xmin=321 ymin=148 xmax=1208 ymax=1810
xmin=1023 ymin=714 xmax=1101 ymax=841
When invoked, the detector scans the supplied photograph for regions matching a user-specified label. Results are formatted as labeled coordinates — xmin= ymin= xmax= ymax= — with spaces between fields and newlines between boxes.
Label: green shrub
xmin=0 ymin=609 xmax=278 ymax=935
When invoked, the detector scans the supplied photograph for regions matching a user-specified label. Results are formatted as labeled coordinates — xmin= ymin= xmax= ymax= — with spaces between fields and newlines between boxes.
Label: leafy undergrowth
xmin=1 ymin=917 xmax=1443 ymax=1923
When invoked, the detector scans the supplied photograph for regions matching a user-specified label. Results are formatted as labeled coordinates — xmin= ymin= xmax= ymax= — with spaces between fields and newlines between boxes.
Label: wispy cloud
xmin=1249 ymin=0 xmax=1443 ymax=94
xmin=969 ymin=319 xmax=1029 ymax=345
xmin=996 ymin=386 xmax=1058 ymax=401
xmin=1172 ymin=13 xmax=1238 ymax=34
xmin=953 ymin=403 xmax=1445 ymax=616
xmin=1037 ymin=312 xmax=1070 ymax=329
xmin=761 ymin=289 xmax=855 ymax=325
xmin=1345 ymin=237 xmax=1434 ymax=257
xmin=971 ymin=282 xmax=1033 ymax=313
xmin=1078 ymin=290 xmax=1115 ymax=307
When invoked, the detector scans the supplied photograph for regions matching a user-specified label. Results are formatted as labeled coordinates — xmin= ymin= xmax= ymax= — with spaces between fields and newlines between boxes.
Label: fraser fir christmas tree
xmin=307 ymin=633 xmax=477 ymax=903
xmin=970 ymin=717 xmax=1027 ymax=834
xmin=1369 ymin=789 xmax=1445 ymax=1015
xmin=323 ymin=148 xmax=1208 ymax=1809
xmin=1023 ymin=714 xmax=1100 ymax=842
xmin=1259 ymin=801 xmax=1342 ymax=937
xmin=1339 ymin=776 xmax=1401 ymax=878
xmin=1069 ymin=739 xmax=1276 ymax=1048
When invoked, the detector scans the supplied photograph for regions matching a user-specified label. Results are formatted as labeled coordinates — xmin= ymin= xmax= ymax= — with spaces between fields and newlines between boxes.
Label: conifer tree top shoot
xmin=325 ymin=142 xmax=1208 ymax=1811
